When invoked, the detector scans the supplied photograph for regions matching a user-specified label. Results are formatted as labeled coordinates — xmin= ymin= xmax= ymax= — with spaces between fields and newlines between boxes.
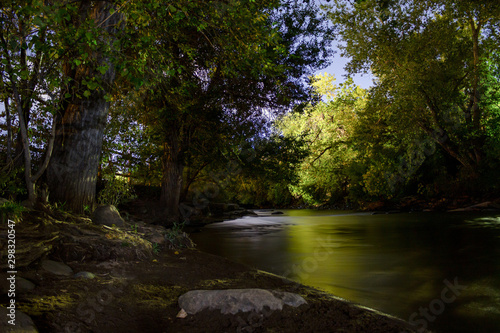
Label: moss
xmin=18 ymin=294 xmax=77 ymax=316
xmin=196 ymin=278 xmax=243 ymax=289
xmin=121 ymin=283 xmax=187 ymax=309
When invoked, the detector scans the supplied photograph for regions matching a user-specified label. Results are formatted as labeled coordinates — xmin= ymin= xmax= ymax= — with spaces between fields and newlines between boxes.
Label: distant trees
xmin=275 ymin=0 xmax=500 ymax=207
xmin=278 ymin=74 xmax=368 ymax=205
xmin=327 ymin=0 xmax=500 ymax=177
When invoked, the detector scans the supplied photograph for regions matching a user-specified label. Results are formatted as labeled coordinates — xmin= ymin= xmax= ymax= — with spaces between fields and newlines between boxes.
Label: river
xmin=190 ymin=209 xmax=500 ymax=333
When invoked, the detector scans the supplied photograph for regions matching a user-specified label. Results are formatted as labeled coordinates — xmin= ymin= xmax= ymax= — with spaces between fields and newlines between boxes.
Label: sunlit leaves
xmin=278 ymin=75 xmax=367 ymax=205
xmin=326 ymin=0 xmax=500 ymax=180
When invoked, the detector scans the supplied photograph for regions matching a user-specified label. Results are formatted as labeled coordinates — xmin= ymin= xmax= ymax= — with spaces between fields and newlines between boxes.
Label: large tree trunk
xmin=161 ymin=132 xmax=184 ymax=225
xmin=47 ymin=100 xmax=109 ymax=212
xmin=46 ymin=1 xmax=119 ymax=213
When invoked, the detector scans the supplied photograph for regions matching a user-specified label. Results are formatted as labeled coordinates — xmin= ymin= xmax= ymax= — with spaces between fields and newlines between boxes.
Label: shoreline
xmin=0 ymin=204 xmax=436 ymax=332
xmin=1 ymin=248 xmax=422 ymax=332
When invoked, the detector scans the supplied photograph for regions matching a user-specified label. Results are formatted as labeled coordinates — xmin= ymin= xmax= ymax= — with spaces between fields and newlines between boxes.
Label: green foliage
xmin=97 ymin=173 xmax=137 ymax=207
xmin=165 ymin=222 xmax=192 ymax=249
xmin=327 ymin=0 xmax=500 ymax=178
xmin=83 ymin=205 xmax=91 ymax=215
xmin=152 ymin=242 xmax=161 ymax=255
xmin=271 ymin=0 xmax=500 ymax=206
xmin=207 ymin=134 xmax=307 ymax=208
xmin=0 ymin=200 xmax=25 ymax=222
xmin=278 ymin=75 xmax=367 ymax=205
xmin=0 ymin=167 xmax=26 ymax=199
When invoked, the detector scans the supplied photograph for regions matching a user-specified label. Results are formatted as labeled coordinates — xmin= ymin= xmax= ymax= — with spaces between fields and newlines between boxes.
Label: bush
xmin=97 ymin=175 xmax=137 ymax=207
xmin=0 ymin=167 xmax=26 ymax=199
xmin=0 ymin=200 xmax=25 ymax=223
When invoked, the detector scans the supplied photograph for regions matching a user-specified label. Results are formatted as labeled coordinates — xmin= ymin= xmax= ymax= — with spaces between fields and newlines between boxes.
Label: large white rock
xmin=178 ymin=289 xmax=307 ymax=315
xmin=92 ymin=205 xmax=125 ymax=227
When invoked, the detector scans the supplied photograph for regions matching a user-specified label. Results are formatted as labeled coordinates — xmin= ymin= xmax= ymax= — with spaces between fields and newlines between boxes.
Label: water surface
xmin=191 ymin=210 xmax=500 ymax=333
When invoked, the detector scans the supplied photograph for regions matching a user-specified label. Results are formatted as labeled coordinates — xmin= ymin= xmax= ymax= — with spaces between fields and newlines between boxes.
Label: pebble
xmin=74 ymin=271 xmax=96 ymax=279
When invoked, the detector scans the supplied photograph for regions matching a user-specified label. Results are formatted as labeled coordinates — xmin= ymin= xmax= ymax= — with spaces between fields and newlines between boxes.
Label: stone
xmin=244 ymin=210 xmax=258 ymax=216
xmin=148 ymin=232 xmax=165 ymax=245
xmin=226 ymin=203 xmax=240 ymax=211
xmin=176 ymin=309 xmax=188 ymax=318
xmin=178 ymin=289 xmax=307 ymax=315
xmin=449 ymin=201 xmax=500 ymax=212
xmin=41 ymin=260 xmax=73 ymax=276
xmin=74 ymin=271 xmax=96 ymax=279
xmin=208 ymin=203 xmax=227 ymax=215
xmin=0 ymin=306 xmax=38 ymax=332
xmin=16 ymin=278 xmax=35 ymax=292
xmin=92 ymin=205 xmax=125 ymax=228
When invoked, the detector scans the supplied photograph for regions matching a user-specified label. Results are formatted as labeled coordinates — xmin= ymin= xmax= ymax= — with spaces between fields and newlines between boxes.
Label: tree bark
xmin=180 ymin=162 xmax=209 ymax=202
xmin=47 ymin=100 xmax=109 ymax=212
xmin=4 ymin=98 xmax=12 ymax=163
xmin=46 ymin=1 xmax=119 ymax=213
xmin=161 ymin=132 xmax=184 ymax=224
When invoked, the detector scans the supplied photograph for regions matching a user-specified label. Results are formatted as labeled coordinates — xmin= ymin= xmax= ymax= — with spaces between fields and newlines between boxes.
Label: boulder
xmin=178 ymin=289 xmax=307 ymax=315
xmin=148 ymin=232 xmax=166 ymax=245
xmin=41 ymin=260 xmax=73 ymax=276
xmin=92 ymin=205 xmax=125 ymax=228
xmin=226 ymin=203 xmax=240 ymax=211
xmin=0 ymin=306 xmax=38 ymax=332
xmin=208 ymin=203 xmax=227 ymax=215
xmin=16 ymin=277 xmax=35 ymax=292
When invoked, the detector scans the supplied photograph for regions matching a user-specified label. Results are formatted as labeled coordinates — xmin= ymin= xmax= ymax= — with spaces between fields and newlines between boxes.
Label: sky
xmin=317 ymin=54 xmax=375 ymax=90
xmin=314 ymin=0 xmax=375 ymax=90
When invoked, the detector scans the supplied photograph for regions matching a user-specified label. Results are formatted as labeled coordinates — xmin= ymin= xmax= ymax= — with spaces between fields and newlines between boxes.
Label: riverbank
xmin=308 ymin=195 xmax=500 ymax=214
xmin=0 ymin=206 xmax=421 ymax=333
xmin=2 ymin=249 xmax=421 ymax=332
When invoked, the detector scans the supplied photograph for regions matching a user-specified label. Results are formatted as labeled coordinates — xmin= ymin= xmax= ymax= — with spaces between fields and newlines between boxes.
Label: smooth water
xmin=190 ymin=210 xmax=500 ymax=333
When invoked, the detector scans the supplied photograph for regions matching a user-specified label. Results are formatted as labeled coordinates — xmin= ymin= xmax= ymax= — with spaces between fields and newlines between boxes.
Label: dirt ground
xmin=0 ymin=248 xmax=421 ymax=333
xmin=0 ymin=203 xmax=423 ymax=333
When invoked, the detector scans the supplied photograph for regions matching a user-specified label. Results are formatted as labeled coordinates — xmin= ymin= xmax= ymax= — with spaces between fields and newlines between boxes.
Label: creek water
xmin=190 ymin=209 xmax=500 ymax=333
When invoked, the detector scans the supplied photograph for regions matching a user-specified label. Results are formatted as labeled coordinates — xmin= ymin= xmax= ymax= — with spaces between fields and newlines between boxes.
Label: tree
xmin=326 ymin=0 xmax=500 ymax=178
xmin=278 ymin=74 xmax=368 ymax=205
xmin=123 ymin=0 xmax=334 ymax=223
xmin=1 ymin=1 xmax=72 ymax=205
xmin=46 ymin=0 xmax=122 ymax=213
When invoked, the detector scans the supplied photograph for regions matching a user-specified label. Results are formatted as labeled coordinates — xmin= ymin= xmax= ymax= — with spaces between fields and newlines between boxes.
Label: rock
xmin=148 ymin=232 xmax=165 ymax=245
xmin=41 ymin=260 xmax=73 ymax=276
xmin=448 ymin=201 xmax=500 ymax=212
xmin=0 ymin=198 xmax=9 ymax=205
xmin=208 ymin=203 xmax=227 ymax=215
xmin=0 ymin=306 xmax=38 ymax=332
xmin=74 ymin=271 xmax=96 ymax=279
xmin=92 ymin=205 xmax=125 ymax=228
xmin=244 ymin=210 xmax=258 ymax=217
xmin=16 ymin=277 xmax=35 ymax=292
xmin=226 ymin=203 xmax=240 ymax=211
xmin=178 ymin=289 xmax=307 ymax=315
xmin=176 ymin=309 xmax=188 ymax=318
